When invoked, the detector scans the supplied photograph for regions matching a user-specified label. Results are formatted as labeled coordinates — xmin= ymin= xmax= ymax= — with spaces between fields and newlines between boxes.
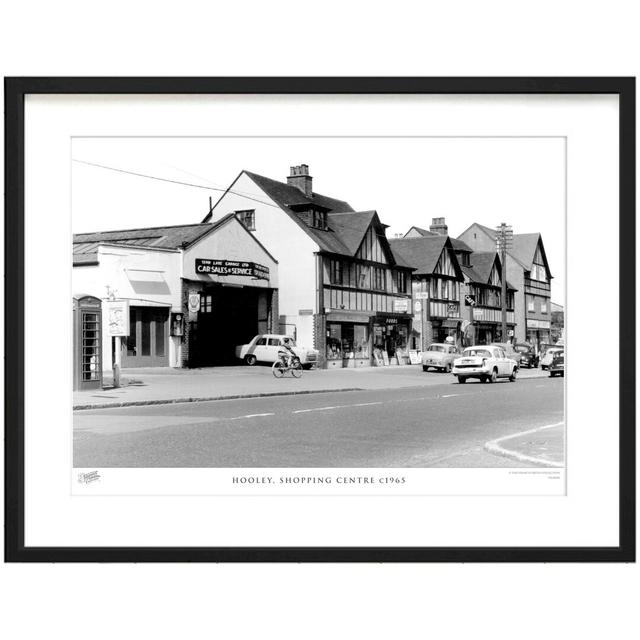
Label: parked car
xmin=490 ymin=342 xmax=522 ymax=366
xmin=549 ymin=350 xmax=565 ymax=377
xmin=514 ymin=343 xmax=539 ymax=368
xmin=452 ymin=345 xmax=518 ymax=384
xmin=421 ymin=343 xmax=459 ymax=372
xmin=235 ymin=334 xmax=318 ymax=367
xmin=540 ymin=347 xmax=564 ymax=370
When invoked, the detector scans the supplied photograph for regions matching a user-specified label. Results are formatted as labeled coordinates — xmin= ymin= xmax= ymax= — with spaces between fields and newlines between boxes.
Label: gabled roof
xmin=460 ymin=223 xmax=550 ymax=276
xmin=404 ymin=225 xmax=438 ymax=238
xmin=461 ymin=251 xmax=517 ymax=291
xmin=389 ymin=235 xmax=462 ymax=277
xmin=244 ymin=170 xmax=355 ymax=214
xmin=327 ymin=211 xmax=377 ymax=254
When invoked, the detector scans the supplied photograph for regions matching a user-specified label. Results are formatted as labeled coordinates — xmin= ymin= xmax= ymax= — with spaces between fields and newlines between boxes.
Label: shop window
xmin=236 ymin=209 xmax=255 ymax=231
xmin=326 ymin=323 xmax=343 ymax=360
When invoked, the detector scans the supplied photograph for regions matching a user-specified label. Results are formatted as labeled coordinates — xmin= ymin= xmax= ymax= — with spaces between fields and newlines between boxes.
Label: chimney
xmin=287 ymin=164 xmax=313 ymax=197
xmin=429 ymin=217 xmax=448 ymax=235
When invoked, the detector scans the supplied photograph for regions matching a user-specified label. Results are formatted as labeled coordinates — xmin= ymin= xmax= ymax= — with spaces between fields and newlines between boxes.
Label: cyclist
xmin=278 ymin=337 xmax=297 ymax=367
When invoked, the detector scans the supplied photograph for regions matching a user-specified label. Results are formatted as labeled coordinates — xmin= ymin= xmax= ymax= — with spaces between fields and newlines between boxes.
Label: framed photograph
xmin=5 ymin=77 xmax=635 ymax=562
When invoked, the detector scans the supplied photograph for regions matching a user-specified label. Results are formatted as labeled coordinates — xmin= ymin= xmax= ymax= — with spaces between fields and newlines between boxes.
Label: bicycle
xmin=272 ymin=355 xmax=303 ymax=378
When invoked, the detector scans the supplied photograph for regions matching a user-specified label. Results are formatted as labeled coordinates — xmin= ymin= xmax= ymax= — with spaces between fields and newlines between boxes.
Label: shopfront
xmin=526 ymin=319 xmax=551 ymax=350
xmin=323 ymin=311 xmax=412 ymax=367
xmin=372 ymin=316 xmax=411 ymax=364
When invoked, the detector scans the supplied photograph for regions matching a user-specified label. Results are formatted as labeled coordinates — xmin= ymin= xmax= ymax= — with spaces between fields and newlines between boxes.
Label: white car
xmin=422 ymin=343 xmax=459 ymax=372
xmin=452 ymin=345 xmax=518 ymax=384
xmin=235 ymin=334 xmax=318 ymax=367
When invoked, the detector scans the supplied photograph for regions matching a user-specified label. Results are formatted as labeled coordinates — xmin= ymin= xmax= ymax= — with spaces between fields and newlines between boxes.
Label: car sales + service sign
xmin=195 ymin=259 xmax=270 ymax=280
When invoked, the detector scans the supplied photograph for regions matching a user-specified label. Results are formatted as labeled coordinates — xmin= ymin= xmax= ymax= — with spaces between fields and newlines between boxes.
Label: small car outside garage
xmin=452 ymin=345 xmax=518 ymax=384
xmin=235 ymin=334 xmax=318 ymax=367
xmin=421 ymin=343 xmax=459 ymax=372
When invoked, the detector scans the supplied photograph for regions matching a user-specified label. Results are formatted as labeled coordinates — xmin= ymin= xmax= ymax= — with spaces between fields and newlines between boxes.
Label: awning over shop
xmin=441 ymin=318 xmax=462 ymax=328
xmin=126 ymin=269 xmax=171 ymax=295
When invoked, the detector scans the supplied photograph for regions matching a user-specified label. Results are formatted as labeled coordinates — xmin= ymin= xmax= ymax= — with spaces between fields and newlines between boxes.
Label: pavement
xmin=73 ymin=363 xmax=550 ymax=410
xmin=74 ymin=375 xmax=565 ymax=468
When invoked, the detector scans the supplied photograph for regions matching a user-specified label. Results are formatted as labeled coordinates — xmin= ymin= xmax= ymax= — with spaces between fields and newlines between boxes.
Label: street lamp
xmin=496 ymin=223 xmax=513 ymax=342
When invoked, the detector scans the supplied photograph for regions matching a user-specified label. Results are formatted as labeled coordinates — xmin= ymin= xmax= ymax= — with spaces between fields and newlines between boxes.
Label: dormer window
xmin=312 ymin=209 xmax=327 ymax=230
xmin=236 ymin=209 xmax=255 ymax=231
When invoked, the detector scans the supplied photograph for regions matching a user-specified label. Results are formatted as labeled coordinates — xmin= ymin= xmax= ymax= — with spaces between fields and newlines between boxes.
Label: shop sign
xmin=528 ymin=319 xmax=551 ymax=329
xmin=188 ymin=292 xmax=200 ymax=313
xmin=473 ymin=308 xmax=484 ymax=320
xmin=447 ymin=303 xmax=458 ymax=317
xmin=298 ymin=309 xmax=313 ymax=316
xmin=386 ymin=318 xmax=398 ymax=325
xmin=414 ymin=300 xmax=422 ymax=312
xmin=393 ymin=298 xmax=409 ymax=312
xmin=105 ymin=300 xmax=130 ymax=337
xmin=195 ymin=258 xmax=270 ymax=280
xmin=464 ymin=294 xmax=477 ymax=306
xmin=415 ymin=291 xmax=429 ymax=300
xmin=408 ymin=350 xmax=421 ymax=365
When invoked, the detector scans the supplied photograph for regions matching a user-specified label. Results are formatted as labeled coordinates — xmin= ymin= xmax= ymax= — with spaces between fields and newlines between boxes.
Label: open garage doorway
xmin=189 ymin=285 xmax=271 ymax=367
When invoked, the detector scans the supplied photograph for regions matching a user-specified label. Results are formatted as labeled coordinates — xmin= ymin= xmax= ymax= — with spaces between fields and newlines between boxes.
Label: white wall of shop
xmin=73 ymin=245 xmax=183 ymax=369
xmin=208 ymin=172 xmax=320 ymax=347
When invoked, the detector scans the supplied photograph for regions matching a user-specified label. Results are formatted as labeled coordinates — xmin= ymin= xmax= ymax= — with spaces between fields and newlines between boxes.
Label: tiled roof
xmin=468 ymin=224 xmax=543 ymax=271
xmin=389 ymin=235 xmax=451 ymax=276
xmin=469 ymin=251 xmax=497 ymax=283
xmin=404 ymin=226 xmax=438 ymax=238
xmin=450 ymin=237 xmax=473 ymax=252
xmin=72 ymin=216 xmax=238 ymax=266
xmin=244 ymin=171 xmax=354 ymax=215
xmin=73 ymin=219 xmax=232 ymax=250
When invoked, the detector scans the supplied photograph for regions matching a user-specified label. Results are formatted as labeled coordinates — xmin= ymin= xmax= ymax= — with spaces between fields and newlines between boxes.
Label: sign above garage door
xmin=195 ymin=259 xmax=270 ymax=280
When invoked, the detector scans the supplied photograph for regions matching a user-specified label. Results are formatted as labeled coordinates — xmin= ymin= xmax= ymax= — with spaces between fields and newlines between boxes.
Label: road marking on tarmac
xmin=441 ymin=394 xmax=460 ymax=398
xmin=484 ymin=422 xmax=564 ymax=467
xmin=230 ymin=412 xmax=275 ymax=420
xmin=293 ymin=406 xmax=343 ymax=413
xmin=352 ymin=402 xmax=383 ymax=407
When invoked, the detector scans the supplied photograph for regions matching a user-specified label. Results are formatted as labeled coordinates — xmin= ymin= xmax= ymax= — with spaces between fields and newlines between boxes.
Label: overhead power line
xmin=72 ymin=158 xmax=279 ymax=209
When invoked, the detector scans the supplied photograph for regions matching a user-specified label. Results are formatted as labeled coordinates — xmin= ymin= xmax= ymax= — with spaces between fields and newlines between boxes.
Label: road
xmin=74 ymin=375 xmax=564 ymax=468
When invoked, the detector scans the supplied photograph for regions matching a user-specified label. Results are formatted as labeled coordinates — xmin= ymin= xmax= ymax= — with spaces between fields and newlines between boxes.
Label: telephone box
xmin=73 ymin=295 xmax=103 ymax=391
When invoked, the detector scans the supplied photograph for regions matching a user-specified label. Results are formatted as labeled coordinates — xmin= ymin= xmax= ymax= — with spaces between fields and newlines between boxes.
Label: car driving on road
xmin=421 ymin=343 xmax=459 ymax=372
xmin=452 ymin=345 xmax=518 ymax=384
xmin=540 ymin=346 xmax=563 ymax=371
xmin=549 ymin=350 xmax=565 ymax=377
xmin=236 ymin=334 xmax=318 ymax=367
xmin=514 ymin=343 xmax=539 ymax=368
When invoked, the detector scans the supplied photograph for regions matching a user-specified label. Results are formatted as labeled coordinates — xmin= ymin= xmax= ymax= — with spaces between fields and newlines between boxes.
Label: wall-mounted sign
xmin=527 ymin=319 xmax=551 ymax=330
xmin=298 ymin=309 xmax=314 ymax=316
xmin=447 ymin=303 xmax=458 ymax=317
xmin=415 ymin=291 xmax=429 ymax=300
xmin=473 ymin=308 xmax=484 ymax=320
xmin=393 ymin=299 xmax=409 ymax=312
xmin=171 ymin=312 xmax=184 ymax=337
xmin=188 ymin=292 xmax=200 ymax=313
xmin=464 ymin=294 xmax=477 ymax=306
xmin=414 ymin=300 xmax=422 ymax=312
xmin=105 ymin=300 xmax=130 ymax=337
xmin=195 ymin=258 xmax=269 ymax=280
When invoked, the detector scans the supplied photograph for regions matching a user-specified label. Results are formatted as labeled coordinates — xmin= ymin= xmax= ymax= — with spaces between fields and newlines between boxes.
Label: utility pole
xmin=496 ymin=223 xmax=513 ymax=342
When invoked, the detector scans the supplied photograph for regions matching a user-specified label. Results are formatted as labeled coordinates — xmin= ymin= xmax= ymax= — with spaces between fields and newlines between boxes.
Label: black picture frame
xmin=4 ymin=77 xmax=635 ymax=563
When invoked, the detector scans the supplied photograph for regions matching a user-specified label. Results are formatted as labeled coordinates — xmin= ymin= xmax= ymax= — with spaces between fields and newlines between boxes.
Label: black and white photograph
xmin=71 ymin=137 xmax=565 ymax=473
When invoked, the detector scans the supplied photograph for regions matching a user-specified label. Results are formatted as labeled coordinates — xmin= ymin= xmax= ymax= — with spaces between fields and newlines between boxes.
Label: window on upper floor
xmin=312 ymin=210 xmax=327 ymax=230
xmin=329 ymin=259 xmax=343 ymax=285
xmin=527 ymin=295 xmax=535 ymax=312
xmin=236 ymin=209 xmax=255 ymax=231
xmin=357 ymin=265 xmax=371 ymax=289
xmin=394 ymin=270 xmax=408 ymax=293
xmin=372 ymin=267 xmax=385 ymax=291
xmin=541 ymin=300 xmax=548 ymax=314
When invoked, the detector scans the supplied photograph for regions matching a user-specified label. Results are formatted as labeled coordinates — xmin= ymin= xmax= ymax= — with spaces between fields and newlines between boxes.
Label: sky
xmin=72 ymin=137 xmax=566 ymax=302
